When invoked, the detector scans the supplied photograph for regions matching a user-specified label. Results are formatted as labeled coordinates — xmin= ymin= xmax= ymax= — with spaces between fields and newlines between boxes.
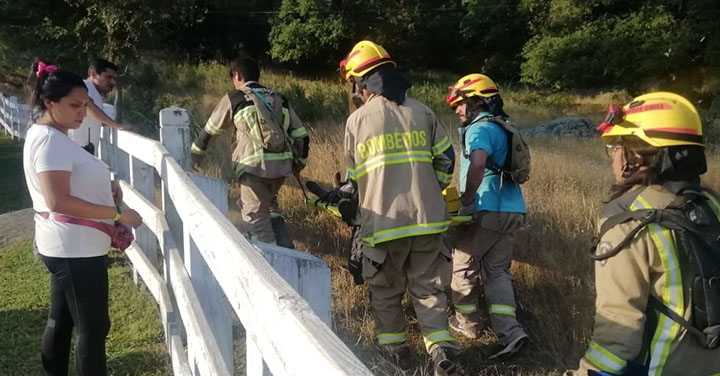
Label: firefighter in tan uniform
xmin=191 ymin=57 xmax=309 ymax=247
xmin=567 ymin=92 xmax=720 ymax=375
xmin=339 ymin=41 xmax=460 ymax=375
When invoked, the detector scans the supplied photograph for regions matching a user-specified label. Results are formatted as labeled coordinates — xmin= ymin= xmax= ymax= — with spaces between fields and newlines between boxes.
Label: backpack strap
xmin=243 ymin=87 xmax=284 ymax=125
xmin=591 ymin=202 xmax=711 ymax=261
xmin=647 ymin=296 xmax=715 ymax=347
xmin=591 ymin=209 xmax=659 ymax=260
xmin=462 ymin=115 xmax=506 ymax=174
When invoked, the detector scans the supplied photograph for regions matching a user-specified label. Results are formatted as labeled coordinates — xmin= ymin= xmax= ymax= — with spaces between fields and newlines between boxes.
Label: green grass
xmin=0 ymin=132 xmax=31 ymax=214
xmin=0 ymin=239 xmax=170 ymax=375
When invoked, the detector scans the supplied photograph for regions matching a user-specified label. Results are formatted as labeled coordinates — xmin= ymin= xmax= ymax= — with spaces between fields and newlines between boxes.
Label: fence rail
xmin=0 ymin=90 xmax=372 ymax=376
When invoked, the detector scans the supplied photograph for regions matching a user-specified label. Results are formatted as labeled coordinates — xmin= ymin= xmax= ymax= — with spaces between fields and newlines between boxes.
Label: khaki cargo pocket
xmin=362 ymin=246 xmax=390 ymax=287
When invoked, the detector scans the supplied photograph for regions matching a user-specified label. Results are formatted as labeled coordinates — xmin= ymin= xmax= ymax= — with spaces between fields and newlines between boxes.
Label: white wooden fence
xmin=0 ymin=91 xmax=373 ymax=376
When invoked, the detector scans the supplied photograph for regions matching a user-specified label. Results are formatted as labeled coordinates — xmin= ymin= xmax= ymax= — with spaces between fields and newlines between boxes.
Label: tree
xmin=268 ymin=0 xmax=345 ymax=65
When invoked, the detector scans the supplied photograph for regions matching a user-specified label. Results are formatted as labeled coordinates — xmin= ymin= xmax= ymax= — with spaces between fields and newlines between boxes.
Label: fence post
xmin=247 ymin=338 xmax=272 ymax=376
xmin=103 ymin=104 xmax=130 ymax=180
xmin=186 ymin=174 xmax=233 ymax=375
xmin=0 ymin=94 xmax=6 ymax=136
xmin=255 ymin=244 xmax=332 ymax=326
xmin=99 ymin=126 xmax=112 ymax=166
xmin=9 ymin=96 xmax=18 ymax=140
xmin=18 ymin=103 xmax=30 ymax=139
xmin=130 ymin=155 xmax=158 ymax=284
xmin=160 ymin=107 xmax=190 ymax=256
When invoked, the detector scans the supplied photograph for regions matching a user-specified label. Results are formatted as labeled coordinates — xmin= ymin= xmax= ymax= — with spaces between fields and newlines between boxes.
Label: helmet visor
xmin=338 ymin=58 xmax=348 ymax=80
xmin=446 ymin=86 xmax=461 ymax=106
xmin=597 ymin=104 xmax=625 ymax=133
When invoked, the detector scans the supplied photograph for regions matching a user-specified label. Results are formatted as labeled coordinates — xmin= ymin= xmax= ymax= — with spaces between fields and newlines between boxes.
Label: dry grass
xmin=132 ymin=63 xmax=720 ymax=375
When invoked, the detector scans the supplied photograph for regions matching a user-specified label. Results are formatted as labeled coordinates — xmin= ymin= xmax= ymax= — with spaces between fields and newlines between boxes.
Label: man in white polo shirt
xmin=68 ymin=58 xmax=133 ymax=155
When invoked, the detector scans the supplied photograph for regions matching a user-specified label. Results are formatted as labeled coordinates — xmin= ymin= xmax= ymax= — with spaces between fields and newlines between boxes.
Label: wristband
xmin=113 ymin=210 xmax=122 ymax=222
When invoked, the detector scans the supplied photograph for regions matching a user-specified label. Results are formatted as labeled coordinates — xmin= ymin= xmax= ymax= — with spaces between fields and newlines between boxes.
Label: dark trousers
xmin=40 ymin=255 xmax=110 ymax=376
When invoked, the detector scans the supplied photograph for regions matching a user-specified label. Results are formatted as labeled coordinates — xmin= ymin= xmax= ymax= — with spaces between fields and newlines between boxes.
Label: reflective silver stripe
xmin=191 ymin=143 xmax=206 ymax=155
xmin=362 ymin=221 xmax=451 ymax=246
xmin=349 ymin=151 xmax=432 ymax=180
xmin=423 ymin=330 xmax=457 ymax=350
xmin=290 ymin=126 xmax=308 ymax=138
xmin=205 ymin=118 xmax=223 ymax=135
xmin=454 ymin=304 xmax=477 ymax=314
xmin=584 ymin=342 xmax=627 ymax=373
xmin=432 ymin=136 xmax=452 ymax=155
xmin=631 ymin=196 xmax=683 ymax=376
xmin=490 ymin=304 xmax=516 ymax=317
xmin=282 ymin=108 xmax=290 ymax=131
xmin=378 ymin=332 xmax=407 ymax=345
xmin=435 ymin=170 xmax=452 ymax=184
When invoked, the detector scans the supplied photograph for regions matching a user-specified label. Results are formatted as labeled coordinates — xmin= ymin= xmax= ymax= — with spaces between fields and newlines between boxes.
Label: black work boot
xmin=270 ymin=216 xmax=294 ymax=249
xmin=431 ymin=347 xmax=461 ymax=376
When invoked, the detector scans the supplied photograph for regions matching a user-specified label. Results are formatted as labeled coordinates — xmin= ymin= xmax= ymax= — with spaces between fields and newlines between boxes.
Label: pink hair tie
xmin=36 ymin=62 xmax=58 ymax=78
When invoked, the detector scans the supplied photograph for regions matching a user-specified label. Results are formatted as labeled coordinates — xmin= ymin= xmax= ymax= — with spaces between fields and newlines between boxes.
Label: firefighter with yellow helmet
xmin=566 ymin=92 xmax=720 ymax=375
xmin=339 ymin=40 xmax=460 ymax=375
xmin=445 ymin=74 xmax=529 ymax=359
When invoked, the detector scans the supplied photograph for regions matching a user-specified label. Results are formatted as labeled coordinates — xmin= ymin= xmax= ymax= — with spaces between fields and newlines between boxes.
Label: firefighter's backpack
xmin=593 ymin=188 xmax=720 ymax=349
xmin=463 ymin=116 xmax=531 ymax=184
xmin=239 ymin=86 xmax=288 ymax=153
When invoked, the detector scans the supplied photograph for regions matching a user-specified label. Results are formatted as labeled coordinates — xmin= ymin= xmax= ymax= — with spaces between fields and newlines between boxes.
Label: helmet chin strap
xmin=460 ymin=93 xmax=489 ymax=127
xmin=349 ymin=77 xmax=366 ymax=110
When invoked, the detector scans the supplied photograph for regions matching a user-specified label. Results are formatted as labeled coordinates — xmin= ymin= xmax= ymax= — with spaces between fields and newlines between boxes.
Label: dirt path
xmin=0 ymin=208 xmax=34 ymax=249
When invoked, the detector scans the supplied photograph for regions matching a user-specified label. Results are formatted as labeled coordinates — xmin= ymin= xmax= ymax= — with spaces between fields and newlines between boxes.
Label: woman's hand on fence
xmin=119 ymin=208 xmax=143 ymax=228
xmin=111 ymin=180 xmax=123 ymax=206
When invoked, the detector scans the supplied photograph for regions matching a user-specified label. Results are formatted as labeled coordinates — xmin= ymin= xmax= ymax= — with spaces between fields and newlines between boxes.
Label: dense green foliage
xmin=0 ymin=0 xmax=718 ymax=92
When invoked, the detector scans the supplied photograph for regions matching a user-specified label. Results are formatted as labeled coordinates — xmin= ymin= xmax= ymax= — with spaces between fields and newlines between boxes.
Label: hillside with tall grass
xmin=88 ymin=62 xmax=720 ymax=374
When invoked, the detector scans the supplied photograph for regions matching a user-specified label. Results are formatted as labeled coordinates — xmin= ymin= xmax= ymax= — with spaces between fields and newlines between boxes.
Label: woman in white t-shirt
xmin=23 ymin=62 xmax=142 ymax=376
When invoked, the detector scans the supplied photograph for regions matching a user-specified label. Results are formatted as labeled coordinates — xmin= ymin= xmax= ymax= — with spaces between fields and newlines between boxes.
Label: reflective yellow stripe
xmin=454 ymin=304 xmax=477 ymax=314
xmin=205 ymin=118 xmax=223 ymax=135
xmin=362 ymin=221 xmax=450 ymax=246
xmin=703 ymin=192 xmax=720 ymax=218
xmin=378 ymin=331 xmax=407 ymax=345
xmin=234 ymin=151 xmax=293 ymax=176
xmin=191 ymin=143 xmax=206 ymax=155
xmin=583 ymin=342 xmax=627 ymax=374
xmin=348 ymin=150 xmax=432 ymax=180
xmin=282 ymin=108 xmax=290 ymax=131
xmin=435 ymin=170 xmax=452 ymax=184
xmin=290 ymin=126 xmax=308 ymax=139
xmin=631 ymin=196 xmax=683 ymax=376
xmin=432 ymin=136 xmax=451 ymax=156
xmin=490 ymin=304 xmax=516 ymax=317
xmin=237 ymin=107 xmax=263 ymax=155
xmin=423 ymin=330 xmax=457 ymax=350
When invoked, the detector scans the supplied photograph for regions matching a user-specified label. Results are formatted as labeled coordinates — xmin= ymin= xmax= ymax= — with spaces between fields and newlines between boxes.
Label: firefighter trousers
xmin=362 ymin=233 xmax=459 ymax=353
xmin=237 ymin=173 xmax=292 ymax=247
xmin=451 ymin=211 xmax=526 ymax=345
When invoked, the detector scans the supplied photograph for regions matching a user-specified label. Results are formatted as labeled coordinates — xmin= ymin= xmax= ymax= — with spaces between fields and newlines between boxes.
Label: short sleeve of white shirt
xmin=33 ymin=130 xmax=74 ymax=173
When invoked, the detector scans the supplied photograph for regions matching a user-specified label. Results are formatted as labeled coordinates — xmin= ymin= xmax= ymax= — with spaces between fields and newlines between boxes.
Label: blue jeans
xmin=40 ymin=254 xmax=110 ymax=376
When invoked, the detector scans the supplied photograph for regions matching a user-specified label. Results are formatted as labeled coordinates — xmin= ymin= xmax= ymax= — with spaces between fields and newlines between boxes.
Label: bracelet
xmin=113 ymin=210 xmax=122 ymax=222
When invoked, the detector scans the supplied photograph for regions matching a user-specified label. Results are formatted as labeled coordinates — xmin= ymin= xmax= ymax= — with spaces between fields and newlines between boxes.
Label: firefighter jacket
xmin=191 ymin=81 xmax=309 ymax=179
xmin=569 ymin=185 xmax=720 ymax=376
xmin=344 ymin=94 xmax=455 ymax=247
